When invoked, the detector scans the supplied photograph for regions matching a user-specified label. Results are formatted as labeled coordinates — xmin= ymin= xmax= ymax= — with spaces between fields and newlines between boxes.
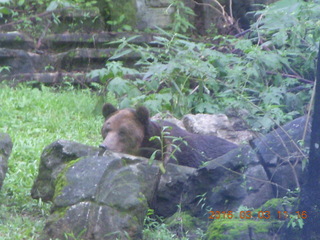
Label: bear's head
xmin=99 ymin=103 xmax=151 ymax=155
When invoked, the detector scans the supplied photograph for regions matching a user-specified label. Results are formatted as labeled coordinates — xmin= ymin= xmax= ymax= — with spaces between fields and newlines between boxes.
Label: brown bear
xmin=99 ymin=103 xmax=238 ymax=168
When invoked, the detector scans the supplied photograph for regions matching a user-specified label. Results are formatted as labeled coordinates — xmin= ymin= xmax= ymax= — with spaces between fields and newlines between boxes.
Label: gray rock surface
xmin=31 ymin=140 xmax=100 ymax=201
xmin=252 ymin=116 xmax=310 ymax=197
xmin=0 ymin=133 xmax=13 ymax=190
xmin=183 ymin=116 xmax=309 ymax=217
xmin=182 ymin=145 xmax=273 ymax=216
xmin=33 ymin=139 xmax=195 ymax=239
xmin=40 ymin=154 xmax=157 ymax=240
xmin=183 ymin=113 xmax=255 ymax=144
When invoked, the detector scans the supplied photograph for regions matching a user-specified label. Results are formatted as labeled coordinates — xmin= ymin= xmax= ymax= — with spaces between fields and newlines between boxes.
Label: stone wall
xmin=103 ymin=0 xmax=280 ymax=33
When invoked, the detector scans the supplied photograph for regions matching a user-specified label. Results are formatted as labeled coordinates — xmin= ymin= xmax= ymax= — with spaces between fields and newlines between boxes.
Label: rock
xmin=182 ymin=116 xmax=310 ymax=219
xmin=0 ymin=32 xmax=34 ymax=50
xmin=182 ymin=145 xmax=273 ymax=216
xmin=206 ymin=218 xmax=281 ymax=240
xmin=183 ymin=113 xmax=233 ymax=134
xmin=31 ymin=140 xmax=100 ymax=201
xmin=136 ymin=0 xmax=174 ymax=30
xmin=99 ymin=0 xmax=174 ymax=31
xmin=151 ymin=112 xmax=186 ymax=130
xmin=0 ymin=48 xmax=35 ymax=75
xmin=0 ymin=133 xmax=13 ymax=190
xmin=252 ymin=116 xmax=310 ymax=197
xmin=164 ymin=211 xmax=205 ymax=239
xmin=153 ymin=163 xmax=196 ymax=217
xmin=182 ymin=113 xmax=255 ymax=144
xmin=51 ymin=8 xmax=105 ymax=34
xmin=206 ymin=197 xmax=295 ymax=240
xmin=33 ymin=139 xmax=196 ymax=239
xmin=38 ymin=151 xmax=160 ymax=240
xmin=42 ymin=32 xmax=158 ymax=51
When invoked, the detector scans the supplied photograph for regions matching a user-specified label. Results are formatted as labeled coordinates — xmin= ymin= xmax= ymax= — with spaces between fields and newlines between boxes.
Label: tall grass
xmin=0 ymin=84 xmax=104 ymax=239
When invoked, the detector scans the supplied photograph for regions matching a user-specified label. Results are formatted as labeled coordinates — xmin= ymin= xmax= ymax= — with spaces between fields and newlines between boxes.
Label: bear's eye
xmin=102 ymin=128 xmax=110 ymax=137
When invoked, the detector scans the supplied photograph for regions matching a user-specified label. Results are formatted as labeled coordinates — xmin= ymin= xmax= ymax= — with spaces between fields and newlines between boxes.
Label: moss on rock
xmin=53 ymin=158 xmax=82 ymax=201
xmin=96 ymin=0 xmax=137 ymax=31
xmin=206 ymin=218 xmax=281 ymax=240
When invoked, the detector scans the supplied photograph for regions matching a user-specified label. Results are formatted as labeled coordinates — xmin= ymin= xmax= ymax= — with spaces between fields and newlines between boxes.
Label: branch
xmin=266 ymin=71 xmax=314 ymax=85
xmin=190 ymin=0 xmax=234 ymax=26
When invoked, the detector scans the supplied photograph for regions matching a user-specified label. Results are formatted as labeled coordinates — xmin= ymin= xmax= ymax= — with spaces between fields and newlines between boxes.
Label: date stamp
xmin=208 ymin=210 xmax=308 ymax=220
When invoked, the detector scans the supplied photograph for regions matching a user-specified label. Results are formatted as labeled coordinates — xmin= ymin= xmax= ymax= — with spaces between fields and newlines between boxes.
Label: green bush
xmin=91 ymin=0 xmax=319 ymax=132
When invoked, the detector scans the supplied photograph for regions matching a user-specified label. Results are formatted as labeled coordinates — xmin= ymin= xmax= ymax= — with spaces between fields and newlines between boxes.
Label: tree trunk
xmin=299 ymin=43 xmax=320 ymax=238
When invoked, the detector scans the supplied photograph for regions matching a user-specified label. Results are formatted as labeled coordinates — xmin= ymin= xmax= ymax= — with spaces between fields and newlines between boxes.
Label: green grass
xmin=0 ymin=84 xmax=104 ymax=239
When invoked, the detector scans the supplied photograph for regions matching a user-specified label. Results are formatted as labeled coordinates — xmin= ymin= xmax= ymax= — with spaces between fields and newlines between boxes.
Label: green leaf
xmin=46 ymin=1 xmax=58 ymax=11
xmin=194 ymin=101 xmax=216 ymax=113
xmin=272 ymin=30 xmax=288 ymax=47
xmin=0 ymin=6 xmax=11 ymax=15
xmin=17 ymin=0 xmax=24 ymax=6
xmin=149 ymin=150 xmax=159 ymax=165
xmin=119 ymin=97 xmax=132 ymax=109
xmin=235 ymin=39 xmax=253 ymax=51
xmin=109 ymin=49 xmax=133 ymax=60
xmin=122 ymin=25 xmax=133 ymax=31
xmin=260 ymin=87 xmax=285 ymax=105
xmin=107 ymin=77 xmax=132 ymax=96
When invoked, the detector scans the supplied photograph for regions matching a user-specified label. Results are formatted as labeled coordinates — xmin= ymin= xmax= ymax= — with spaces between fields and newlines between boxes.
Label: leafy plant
xmin=287 ymin=215 xmax=304 ymax=229
xmin=143 ymin=209 xmax=186 ymax=240
xmin=167 ymin=0 xmax=195 ymax=33
xmin=149 ymin=125 xmax=186 ymax=172
xmin=0 ymin=0 xmax=12 ymax=18
xmin=46 ymin=0 xmax=73 ymax=12
xmin=91 ymin=0 xmax=318 ymax=133
xmin=106 ymin=13 xmax=133 ymax=32
xmin=88 ymin=61 xmax=140 ymax=108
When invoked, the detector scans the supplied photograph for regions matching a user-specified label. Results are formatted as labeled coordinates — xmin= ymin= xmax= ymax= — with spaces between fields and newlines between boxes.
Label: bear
xmin=99 ymin=103 xmax=238 ymax=168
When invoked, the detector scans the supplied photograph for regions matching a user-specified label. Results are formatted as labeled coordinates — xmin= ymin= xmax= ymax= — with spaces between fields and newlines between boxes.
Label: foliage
xmin=0 ymin=84 xmax=105 ymax=239
xmin=0 ymin=0 xmax=11 ymax=18
xmin=0 ymin=0 xmax=98 ymax=36
xmin=167 ymin=0 xmax=195 ymax=33
xmin=149 ymin=125 xmax=186 ymax=173
xmin=91 ymin=0 xmax=318 ymax=133
xmin=101 ymin=0 xmax=136 ymax=32
xmin=142 ymin=209 xmax=204 ymax=240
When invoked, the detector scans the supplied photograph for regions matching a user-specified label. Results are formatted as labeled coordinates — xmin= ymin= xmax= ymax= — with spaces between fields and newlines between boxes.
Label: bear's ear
xmin=102 ymin=103 xmax=117 ymax=119
xmin=136 ymin=106 xmax=149 ymax=125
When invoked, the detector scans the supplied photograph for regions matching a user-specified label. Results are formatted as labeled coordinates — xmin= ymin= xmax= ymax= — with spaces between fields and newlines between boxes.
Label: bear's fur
xmin=99 ymin=103 xmax=238 ymax=168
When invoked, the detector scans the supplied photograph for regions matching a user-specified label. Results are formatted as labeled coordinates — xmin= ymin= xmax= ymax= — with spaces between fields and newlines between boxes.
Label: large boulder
xmin=252 ymin=116 xmax=310 ymax=197
xmin=0 ymin=48 xmax=35 ymax=75
xmin=31 ymin=140 xmax=100 ymax=201
xmin=32 ymin=140 xmax=194 ymax=239
xmin=182 ymin=145 xmax=274 ymax=216
xmin=183 ymin=113 xmax=255 ymax=144
xmin=41 ymin=154 xmax=158 ymax=240
xmin=153 ymin=163 xmax=196 ymax=217
xmin=182 ymin=116 xmax=309 ymax=218
xmin=0 ymin=133 xmax=13 ymax=190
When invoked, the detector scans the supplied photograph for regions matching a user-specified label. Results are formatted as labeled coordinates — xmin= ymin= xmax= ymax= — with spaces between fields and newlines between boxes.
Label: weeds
xmin=0 ymin=84 xmax=103 ymax=240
